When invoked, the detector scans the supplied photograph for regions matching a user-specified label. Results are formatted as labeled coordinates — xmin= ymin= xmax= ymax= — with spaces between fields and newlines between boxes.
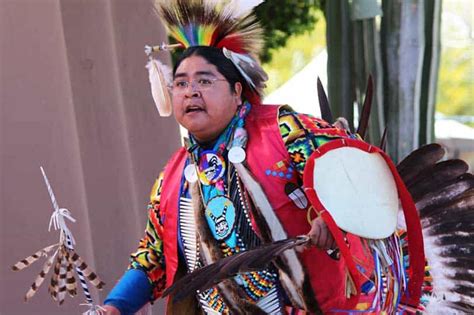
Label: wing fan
xmin=163 ymin=236 xmax=310 ymax=301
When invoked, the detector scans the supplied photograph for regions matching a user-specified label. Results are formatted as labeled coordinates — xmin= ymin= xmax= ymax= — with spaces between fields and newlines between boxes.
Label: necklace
xmin=181 ymin=104 xmax=283 ymax=310
xmin=184 ymin=104 xmax=250 ymax=246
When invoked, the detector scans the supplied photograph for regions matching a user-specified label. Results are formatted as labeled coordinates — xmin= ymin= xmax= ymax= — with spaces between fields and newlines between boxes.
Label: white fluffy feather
xmin=146 ymin=58 xmax=172 ymax=117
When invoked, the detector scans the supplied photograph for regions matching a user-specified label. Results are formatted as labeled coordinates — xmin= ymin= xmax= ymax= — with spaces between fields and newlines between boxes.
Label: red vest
xmin=159 ymin=105 xmax=369 ymax=312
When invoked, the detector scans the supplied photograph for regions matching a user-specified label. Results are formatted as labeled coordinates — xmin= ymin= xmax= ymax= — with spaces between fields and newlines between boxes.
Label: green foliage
xmin=254 ymin=0 xmax=322 ymax=63
xmin=436 ymin=46 xmax=474 ymax=116
xmin=262 ymin=10 xmax=326 ymax=94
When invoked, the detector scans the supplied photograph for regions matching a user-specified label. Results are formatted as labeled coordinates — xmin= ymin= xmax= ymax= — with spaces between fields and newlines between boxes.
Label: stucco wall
xmin=1 ymin=1 xmax=178 ymax=314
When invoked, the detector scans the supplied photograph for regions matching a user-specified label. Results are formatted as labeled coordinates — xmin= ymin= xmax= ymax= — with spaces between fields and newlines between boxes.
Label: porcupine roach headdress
xmin=145 ymin=0 xmax=268 ymax=116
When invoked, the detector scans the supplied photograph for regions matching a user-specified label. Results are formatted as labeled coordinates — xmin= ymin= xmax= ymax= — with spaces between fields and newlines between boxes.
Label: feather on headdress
xmin=157 ymin=0 xmax=264 ymax=54
xmin=146 ymin=0 xmax=268 ymax=116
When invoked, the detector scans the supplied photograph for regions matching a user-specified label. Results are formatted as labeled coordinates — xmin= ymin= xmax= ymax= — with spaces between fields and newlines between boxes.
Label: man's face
xmin=172 ymin=55 xmax=242 ymax=142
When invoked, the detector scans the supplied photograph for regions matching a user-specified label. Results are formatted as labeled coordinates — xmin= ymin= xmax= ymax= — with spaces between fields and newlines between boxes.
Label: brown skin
xmin=171 ymin=56 xmax=335 ymax=246
xmin=101 ymin=55 xmax=334 ymax=314
xmin=308 ymin=216 xmax=336 ymax=249
xmin=172 ymin=57 xmax=336 ymax=247
xmin=101 ymin=305 xmax=120 ymax=315
xmin=171 ymin=55 xmax=242 ymax=143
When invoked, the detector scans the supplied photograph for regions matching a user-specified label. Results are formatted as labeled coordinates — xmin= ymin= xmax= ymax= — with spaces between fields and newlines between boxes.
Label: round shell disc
xmin=228 ymin=147 xmax=246 ymax=164
xmin=184 ymin=164 xmax=198 ymax=183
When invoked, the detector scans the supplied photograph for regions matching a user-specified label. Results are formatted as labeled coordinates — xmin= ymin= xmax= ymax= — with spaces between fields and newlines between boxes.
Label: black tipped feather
xmin=356 ymin=75 xmax=373 ymax=139
xmin=426 ymin=219 xmax=474 ymax=235
xmin=452 ymin=271 xmax=474 ymax=283
xmin=419 ymin=189 xmax=474 ymax=222
xmin=397 ymin=143 xmax=445 ymax=183
xmin=453 ymin=284 xmax=474 ymax=298
xmin=415 ymin=174 xmax=474 ymax=210
xmin=434 ymin=234 xmax=474 ymax=247
xmin=406 ymin=159 xmax=469 ymax=196
xmin=380 ymin=127 xmax=388 ymax=152
xmin=396 ymin=141 xmax=473 ymax=311
xmin=163 ymin=236 xmax=309 ymax=301
xmin=448 ymin=301 xmax=474 ymax=313
xmin=437 ymin=244 xmax=474 ymax=260
xmin=317 ymin=77 xmax=333 ymax=123
xmin=446 ymin=257 xmax=474 ymax=270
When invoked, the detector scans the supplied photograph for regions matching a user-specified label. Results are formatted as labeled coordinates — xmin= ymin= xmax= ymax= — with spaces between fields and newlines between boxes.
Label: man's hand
xmin=307 ymin=216 xmax=336 ymax=249
xmin=101 ymin=305 xmax=121 ymax=315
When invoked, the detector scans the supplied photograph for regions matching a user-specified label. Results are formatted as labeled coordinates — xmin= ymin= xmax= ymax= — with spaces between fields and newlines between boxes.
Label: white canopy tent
xmin=264 ymin=50 xmax=327 ymax=117
xmin=264 ymin=51 xmax=474 ymax=168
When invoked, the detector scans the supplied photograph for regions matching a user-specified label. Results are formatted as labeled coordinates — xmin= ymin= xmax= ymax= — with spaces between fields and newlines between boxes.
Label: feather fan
xmin=397 ymin=144 xmax=474 ymax=314
xmin=163 ymin=236 xmax=309 ymax=301
xmin=12 ymin=244 xmax=104 ymax=303
xmin=161 ymin=138 xmax=473 ymax=314
xmin=11 ymin=167 xmax=105 ymax=309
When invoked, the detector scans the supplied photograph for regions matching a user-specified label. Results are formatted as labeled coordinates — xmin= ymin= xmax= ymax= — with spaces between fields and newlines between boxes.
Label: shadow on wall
xmin=1 ymin=0 xmax=178 ymax=314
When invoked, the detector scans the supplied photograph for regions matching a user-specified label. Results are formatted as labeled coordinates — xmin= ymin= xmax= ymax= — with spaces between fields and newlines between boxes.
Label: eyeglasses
xmin=171 ymin=77 xmax=228 ymax=94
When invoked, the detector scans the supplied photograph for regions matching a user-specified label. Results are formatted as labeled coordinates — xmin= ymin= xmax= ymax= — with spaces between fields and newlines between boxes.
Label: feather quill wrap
xmin=69 ymin=250 xmax=105 ymax=290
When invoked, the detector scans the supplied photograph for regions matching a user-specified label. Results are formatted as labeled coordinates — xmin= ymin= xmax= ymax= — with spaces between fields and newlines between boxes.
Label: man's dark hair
xmin=173 ymin=46 xmax=246 ymax=94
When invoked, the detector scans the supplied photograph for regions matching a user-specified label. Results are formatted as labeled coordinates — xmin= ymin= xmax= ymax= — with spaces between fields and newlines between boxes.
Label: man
xmin=102 ymin=1 xmax=424 ymax=314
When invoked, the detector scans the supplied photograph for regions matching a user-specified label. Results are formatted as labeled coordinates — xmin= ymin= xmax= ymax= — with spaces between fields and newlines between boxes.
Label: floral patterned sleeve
xmin=278 ymin=106 xmax=357 ymax=176
xmin=129 ymin=172 xmax=167 ymax=301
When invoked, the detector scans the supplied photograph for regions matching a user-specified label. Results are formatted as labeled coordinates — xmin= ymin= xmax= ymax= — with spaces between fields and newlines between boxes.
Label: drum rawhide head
xmin=304 ymin=142 xmax=399 ymax=239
